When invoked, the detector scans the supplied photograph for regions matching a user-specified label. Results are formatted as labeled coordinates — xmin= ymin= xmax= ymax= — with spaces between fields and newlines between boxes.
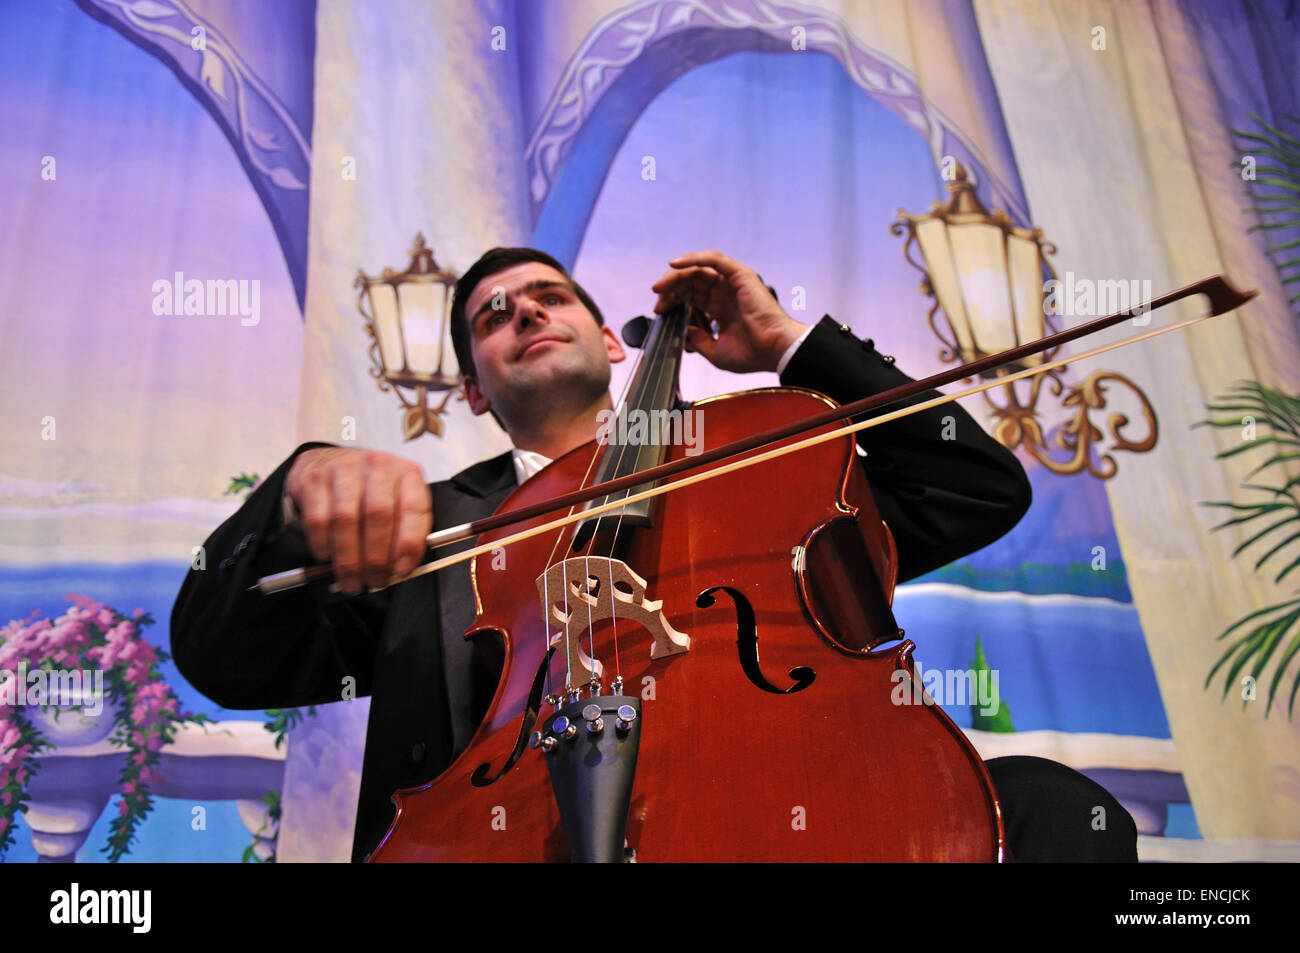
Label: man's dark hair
xmin=450 ymin=247 xmax=605 ymax=380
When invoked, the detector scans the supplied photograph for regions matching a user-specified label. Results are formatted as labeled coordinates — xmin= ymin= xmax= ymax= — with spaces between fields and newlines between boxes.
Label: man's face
xmin=461 ymin=262 xmax=625 ymax=425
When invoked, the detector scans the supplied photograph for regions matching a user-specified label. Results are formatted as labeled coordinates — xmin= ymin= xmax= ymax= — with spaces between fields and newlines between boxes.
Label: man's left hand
xmin=651 ymin=249 xmax=808 ymax=373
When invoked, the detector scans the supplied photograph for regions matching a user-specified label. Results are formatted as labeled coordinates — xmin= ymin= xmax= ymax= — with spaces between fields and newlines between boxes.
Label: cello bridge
xmin=535 ymin=557 xmax=690 ymax=681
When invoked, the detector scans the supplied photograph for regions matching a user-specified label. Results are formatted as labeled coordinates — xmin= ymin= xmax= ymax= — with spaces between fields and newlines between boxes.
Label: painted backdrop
xmin=1 ymin=0 xmax=1298 ymax=862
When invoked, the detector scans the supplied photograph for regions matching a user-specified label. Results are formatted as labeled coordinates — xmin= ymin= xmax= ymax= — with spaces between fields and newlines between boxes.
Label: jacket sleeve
xmin=779 ymin=316 xmax=1032 ymax=582
xmin=169 ymin=443 xmax=388 ymax=710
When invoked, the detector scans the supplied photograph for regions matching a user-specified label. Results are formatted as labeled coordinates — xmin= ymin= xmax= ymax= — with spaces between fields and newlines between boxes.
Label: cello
xmin=259 ymin=274 xmax=1255 ymax=862
xmin=383 ymin=295 xmax=999 ymax=863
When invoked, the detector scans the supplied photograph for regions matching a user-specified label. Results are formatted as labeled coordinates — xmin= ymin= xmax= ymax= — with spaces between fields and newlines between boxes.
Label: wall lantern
xmin=355 ymin=232 xmax=461 ymax=439
xmin=892 ymin=166 xmax=1156 ymax=478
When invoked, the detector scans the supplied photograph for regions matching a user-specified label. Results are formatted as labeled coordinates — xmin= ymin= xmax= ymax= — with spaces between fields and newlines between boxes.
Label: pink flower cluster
xmin=0 ymin=718 xmax=36 ymax=814
xmin=91 ymin=618 xmax=157 ymax=686
xmin=127 ymin=682 xmax=179 ymax=754
xmin=0 ymin=598 xmax=161 ymax=691
xmin=0 ymin=603 xmax=95 ymax=675
xmin=0 ymin=593 xmax=185 ymax=860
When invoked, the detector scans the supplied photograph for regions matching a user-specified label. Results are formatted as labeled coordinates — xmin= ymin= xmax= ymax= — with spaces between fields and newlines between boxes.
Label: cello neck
xmin=571 ymin=303 xmax=690 ymax=549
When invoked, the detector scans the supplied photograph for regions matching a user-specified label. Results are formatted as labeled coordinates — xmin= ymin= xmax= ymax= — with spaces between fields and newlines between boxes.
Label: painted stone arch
xmin=526 ymin=0 xmax=1029 ymax=262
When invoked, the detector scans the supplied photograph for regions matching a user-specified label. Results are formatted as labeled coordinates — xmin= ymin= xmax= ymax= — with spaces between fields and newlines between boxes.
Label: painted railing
xmin=27 ymin=722 xmax=1297 ymax=862
xmin=23 ymin=720 xmax=283 ymax=862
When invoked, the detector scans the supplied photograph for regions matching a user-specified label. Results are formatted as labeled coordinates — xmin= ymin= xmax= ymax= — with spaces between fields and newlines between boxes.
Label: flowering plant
xmin=0 ymin=705 xmax=48 ymax=858
xmin=0 ymin=594 xmax=207 ymax=861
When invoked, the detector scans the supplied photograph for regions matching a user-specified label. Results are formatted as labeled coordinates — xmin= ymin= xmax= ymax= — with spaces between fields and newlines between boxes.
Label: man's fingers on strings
xmin=668 ymin=249 xmax=744 ymax=280
xmin=687 ymin=268 xmax=722 ymax=315
xmin=651 ymin=272 xmax=714 ymax=316
xmin=684 ymin=324 xmax=718 ymax=359
xmin=670 ymin=251 xmax=769 ymax=321
xmin=651 ymin=264 xmax=721 ymax=313
xmin=685 ymin=302 xmax=719 ymax=340
xmin=662 ymin=260 xmax=747 ymax=329
xmin=650 ymin=263 xmax=720 ymax=293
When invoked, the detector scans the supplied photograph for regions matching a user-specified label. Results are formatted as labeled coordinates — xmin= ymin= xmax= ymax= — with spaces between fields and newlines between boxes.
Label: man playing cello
xmin=171 ymin=247 xmax=1137 ymax=862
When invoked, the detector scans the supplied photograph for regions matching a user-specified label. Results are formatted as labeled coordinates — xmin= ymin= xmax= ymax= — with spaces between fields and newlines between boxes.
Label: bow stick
xmin=255 ymin=274 xmax=1256 ymax=595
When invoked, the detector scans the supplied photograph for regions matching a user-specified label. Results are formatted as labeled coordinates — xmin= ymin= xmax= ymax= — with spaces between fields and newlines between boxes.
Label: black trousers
xmin=986 ymin=756 xmax=1139 ymax=862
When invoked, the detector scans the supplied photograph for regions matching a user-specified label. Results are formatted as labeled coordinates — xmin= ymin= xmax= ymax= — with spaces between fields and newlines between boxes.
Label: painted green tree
xmin=969 ymin=635 xmax=1013 ymax=732
xmin=224 ymin=472 xmax=261 ymax=497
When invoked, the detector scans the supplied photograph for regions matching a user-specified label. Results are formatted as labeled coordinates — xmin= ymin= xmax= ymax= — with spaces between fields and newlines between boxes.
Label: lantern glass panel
xmin=397 ymin=280 xmax=446 ymax=377
xmin=948 ymin=222 xmax=1013 ymax=356
xmin=1007 ymin=234 xmax=1045 ymax=366
xmin=916 ymin=218 xmax=974 ymax=360
xmin=369 ymin=282 xmax=405 ymax=372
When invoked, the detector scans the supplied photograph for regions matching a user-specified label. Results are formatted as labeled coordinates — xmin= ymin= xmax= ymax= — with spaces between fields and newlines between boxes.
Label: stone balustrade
xmin=22 ymin=720 xmax=284 ymax=862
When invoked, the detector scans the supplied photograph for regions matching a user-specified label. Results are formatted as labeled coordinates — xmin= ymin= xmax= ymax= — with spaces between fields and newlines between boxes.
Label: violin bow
xmin=255 ymin=274 xmax=1256 ymax=595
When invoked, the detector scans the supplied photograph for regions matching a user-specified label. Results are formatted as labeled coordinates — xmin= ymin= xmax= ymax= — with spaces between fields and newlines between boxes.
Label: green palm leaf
xmin=1252 ymin=531 xmax=1300 ymax=574
xmin=1245 ymin=451 xmax=1300 ymax=481
xmin=1199 ymin=378 xmax=1300 ymax=719
xmin=1219 ymin=623 xmax=1274 ymax=695
xmin=1235 ymin=516 xmax=1299 ymax=561
xmin=1207 ymin=437 xmax=1300 ymax=462
xmin=1232 ymin=113 xmax=1300 ymax=318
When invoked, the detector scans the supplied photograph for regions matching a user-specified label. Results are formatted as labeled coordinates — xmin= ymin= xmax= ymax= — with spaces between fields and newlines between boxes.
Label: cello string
xmin=583 ymin=302 xmax=671 ymax=543
xmin=584 ymin=302 xmax=679 ymax=692
xmin=586 ymin=298 xmax=689 ymax=690
xmin=549 ymin=300 xmax=661 ymax=696
xmin=572 ymin=298 xmax=681 ymax=676
xmin=550 ymin=293 xmax=692 ymax=692
xmin=590 ymin=304 xmax=670 ymax=691
xmin=594 ymin=319 xmax=662 ymax=690
xmin=530 ymin=298 xmax=644 ymax=701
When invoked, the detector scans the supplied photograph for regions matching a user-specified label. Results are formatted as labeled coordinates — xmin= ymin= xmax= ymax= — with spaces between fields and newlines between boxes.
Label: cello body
xmin=370 ymin=387 xmax=1004 ymax=862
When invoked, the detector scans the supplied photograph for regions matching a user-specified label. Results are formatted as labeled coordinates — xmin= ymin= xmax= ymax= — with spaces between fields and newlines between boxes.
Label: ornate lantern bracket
xmin=355 ymin=232 xmax=463 ymax=440
xmin=891 ymin=166 xmax=1157 ymax=479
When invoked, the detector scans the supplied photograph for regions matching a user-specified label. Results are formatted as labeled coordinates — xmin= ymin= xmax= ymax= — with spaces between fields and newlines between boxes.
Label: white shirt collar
xmin=511 ymin=447 xmax=552 ymax=485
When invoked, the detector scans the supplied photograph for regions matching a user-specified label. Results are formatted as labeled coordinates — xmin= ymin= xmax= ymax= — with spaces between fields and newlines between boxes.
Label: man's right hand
xmin=285 ymin=447 xmax=432 ymax=594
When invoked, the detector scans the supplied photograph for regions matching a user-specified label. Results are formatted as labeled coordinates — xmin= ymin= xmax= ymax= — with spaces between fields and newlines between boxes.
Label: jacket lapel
xmin=449 ymin=450 xmax=517 ymax=499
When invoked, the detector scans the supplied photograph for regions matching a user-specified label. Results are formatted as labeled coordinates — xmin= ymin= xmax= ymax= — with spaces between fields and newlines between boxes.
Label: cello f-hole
xmin=696 ymin=585 xmax=815 ymax=694
xmin=470 ymin=646 xmax=556 ymax=787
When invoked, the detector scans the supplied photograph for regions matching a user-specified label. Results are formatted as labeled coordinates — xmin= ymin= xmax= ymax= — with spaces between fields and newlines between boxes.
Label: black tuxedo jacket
xmin=170 ymin=316 xmax=1031 ymax=861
